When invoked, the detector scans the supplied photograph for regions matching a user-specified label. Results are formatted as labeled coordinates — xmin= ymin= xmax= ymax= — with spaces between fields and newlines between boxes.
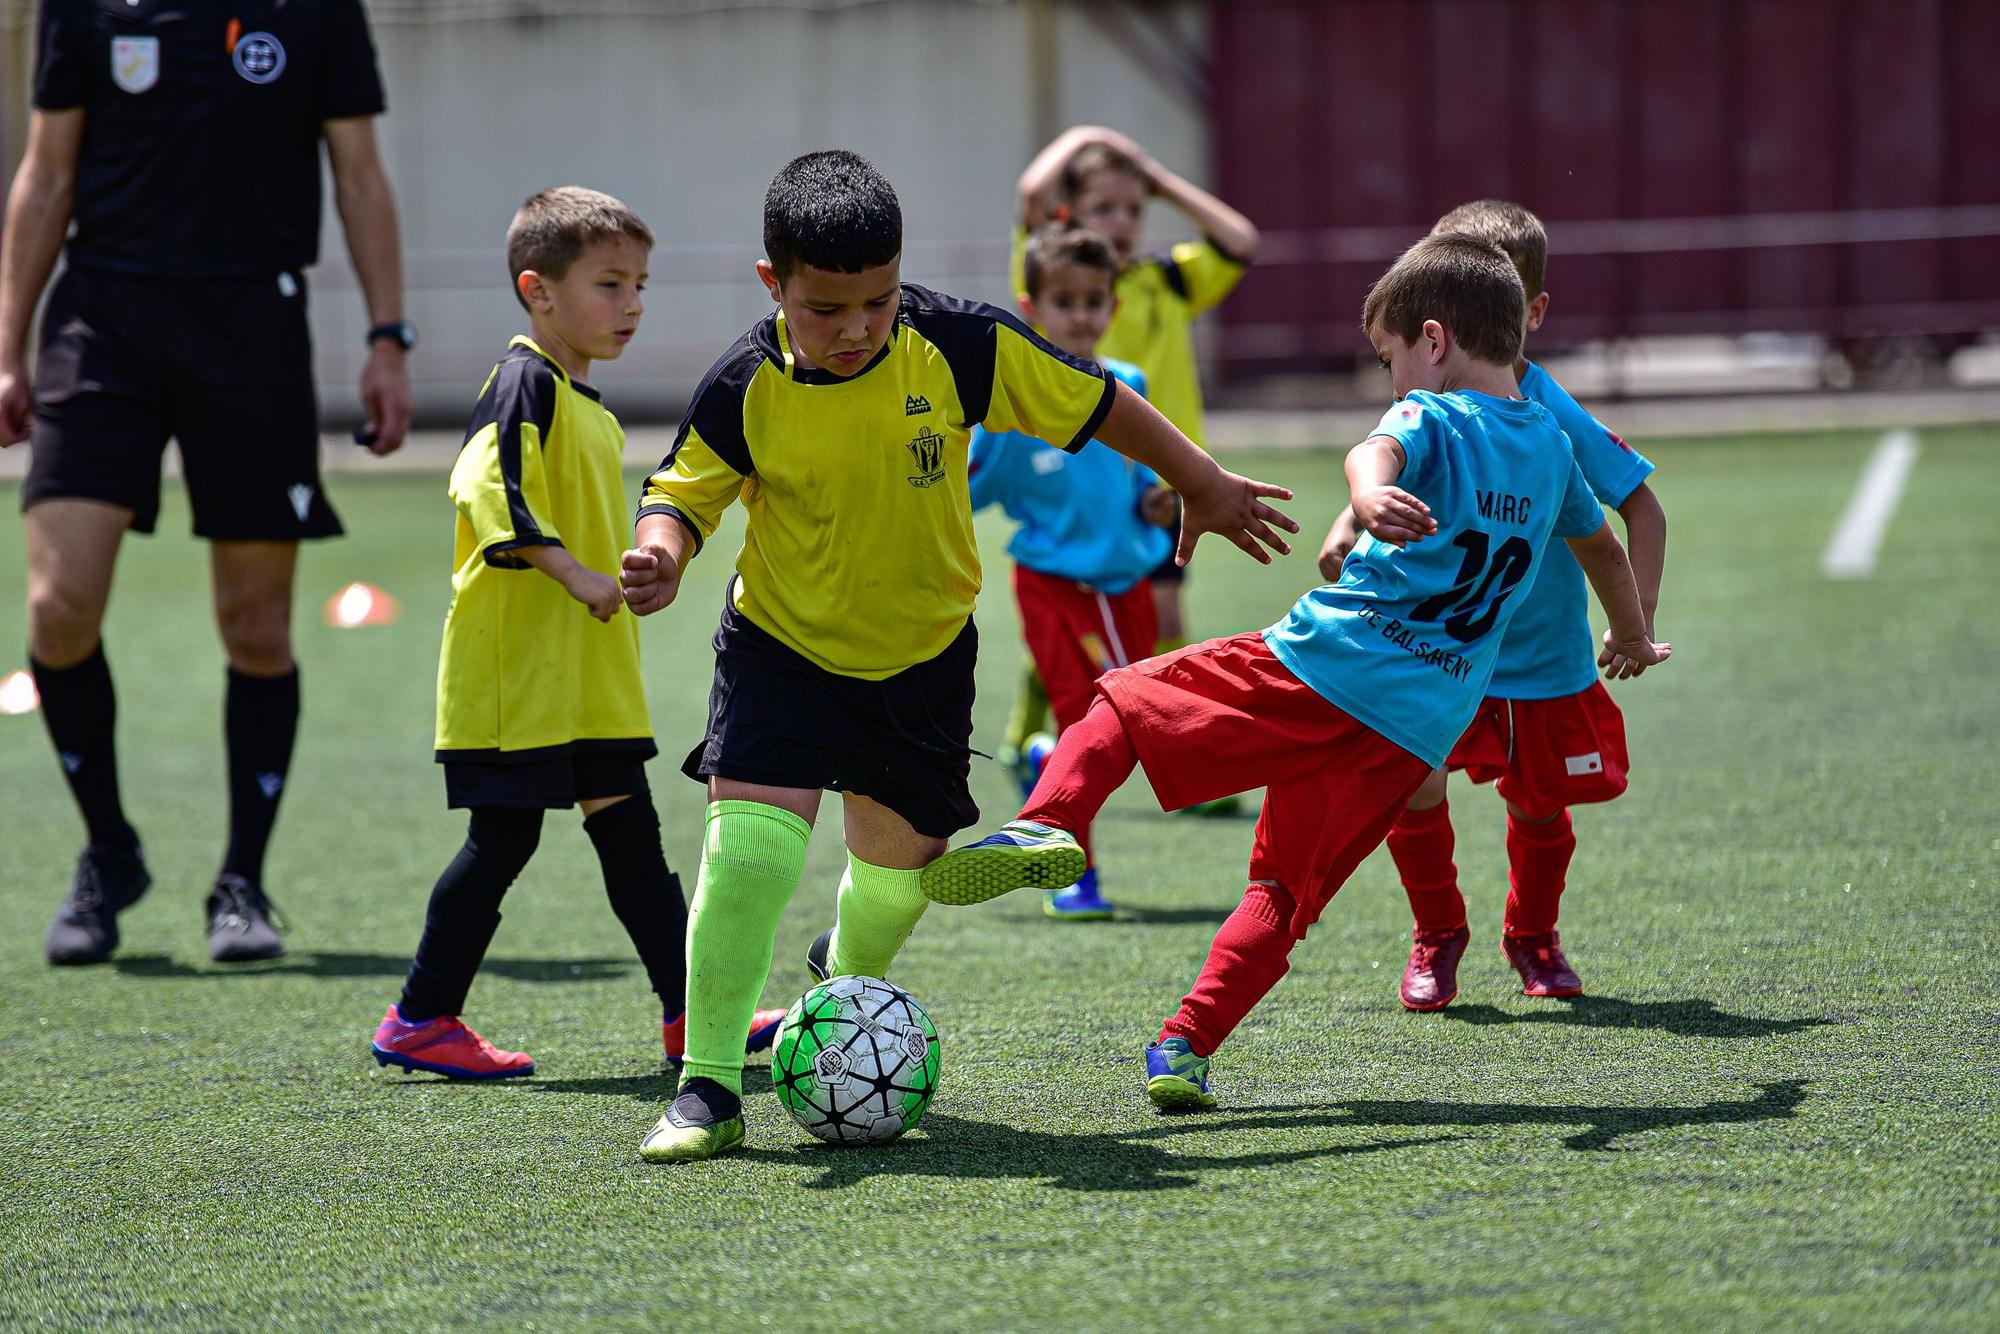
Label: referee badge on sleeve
xmin=111 ymin=37 xmax=160 ymax=94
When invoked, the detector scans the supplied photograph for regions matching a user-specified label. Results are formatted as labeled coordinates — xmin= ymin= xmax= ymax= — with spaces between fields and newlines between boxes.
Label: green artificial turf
xmin=0 ymin=432 xmax=1994 ymax=1331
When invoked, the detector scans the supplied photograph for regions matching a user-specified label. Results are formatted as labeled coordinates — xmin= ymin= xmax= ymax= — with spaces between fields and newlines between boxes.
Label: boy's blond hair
xmin=505 ymin=186 xmax=654 ymax=311
xmin=1432 ymin=199 xmax=1548 ymax=299
xmin=1362 ymin=233 xmax=1525 ymax=367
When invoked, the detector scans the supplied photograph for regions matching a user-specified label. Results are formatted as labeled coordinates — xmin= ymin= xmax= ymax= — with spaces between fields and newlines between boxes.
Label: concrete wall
xmin=3 ymin=1 xmax=1210 ymax=423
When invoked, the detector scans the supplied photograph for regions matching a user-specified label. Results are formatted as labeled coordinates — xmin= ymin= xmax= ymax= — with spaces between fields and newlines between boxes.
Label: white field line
xmin=1821 ymin=429 xmax=1920 ymax=580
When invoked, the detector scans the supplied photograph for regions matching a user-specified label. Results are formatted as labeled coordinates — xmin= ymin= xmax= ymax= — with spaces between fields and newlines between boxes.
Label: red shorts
xmin=1096 ymin=633 xmax=1431 ymax=937
xmin=1445 ymin=681 xmax=1630 ymax=818
xmin=1014 ymin=563 xmax=1159 ymax=732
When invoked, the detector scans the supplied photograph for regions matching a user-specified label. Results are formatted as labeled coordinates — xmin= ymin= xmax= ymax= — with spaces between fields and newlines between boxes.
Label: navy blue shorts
xmin=682 ymin=598 xmax=980 ymax=839
xmin=25 ymin=267 xmax=338 ymax=540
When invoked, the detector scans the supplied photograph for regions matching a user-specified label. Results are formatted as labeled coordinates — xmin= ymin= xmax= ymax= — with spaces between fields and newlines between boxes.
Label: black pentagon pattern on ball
xmin=774 ymin=976 xmax=939 ymax=1145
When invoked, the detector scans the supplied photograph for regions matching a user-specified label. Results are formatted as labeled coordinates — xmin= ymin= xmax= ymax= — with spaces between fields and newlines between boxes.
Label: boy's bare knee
xmin=1404 ymin=767 xmax=1450 ymax=811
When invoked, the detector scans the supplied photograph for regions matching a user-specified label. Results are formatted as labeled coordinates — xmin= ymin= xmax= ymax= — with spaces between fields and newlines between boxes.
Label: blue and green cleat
xmin=1043 ymin=866 xmax=1115 ymax=920
xmin=1145 ymin=1037 xmax=1217 ymax=1110
xmin=921 ymin=820 xmax=1086 ymax=906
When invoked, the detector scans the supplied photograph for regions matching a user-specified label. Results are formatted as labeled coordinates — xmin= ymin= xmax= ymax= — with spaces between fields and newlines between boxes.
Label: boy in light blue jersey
xmin=922 ymin=233 xmax=1670 ymax=1109
xmin=969 ymin=225 xmax=1177 ymax=919
xmin=1319 ymin=201 xmax=1669 ymax=1010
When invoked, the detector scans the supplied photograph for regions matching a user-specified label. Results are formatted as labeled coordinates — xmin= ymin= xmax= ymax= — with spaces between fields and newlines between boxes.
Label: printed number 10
xmin=1410 ymin=529 xmax=1534 ymax=643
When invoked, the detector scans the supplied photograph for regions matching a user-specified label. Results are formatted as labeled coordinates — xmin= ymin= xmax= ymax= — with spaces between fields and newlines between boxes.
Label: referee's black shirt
xmin=33 ymin=0 xmax=387 ymax=280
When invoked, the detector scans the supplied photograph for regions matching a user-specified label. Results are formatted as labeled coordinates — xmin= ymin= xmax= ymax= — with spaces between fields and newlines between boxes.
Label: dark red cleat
xmin=1400 ymin=925 xmax=1470 ymax=1011
xmin=1503 ymin=930 xmax=1583 ymax=997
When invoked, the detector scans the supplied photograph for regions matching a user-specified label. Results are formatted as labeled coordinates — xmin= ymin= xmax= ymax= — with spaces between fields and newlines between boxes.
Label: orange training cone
xmin=325 ymin=582 xmax=401 ymax=629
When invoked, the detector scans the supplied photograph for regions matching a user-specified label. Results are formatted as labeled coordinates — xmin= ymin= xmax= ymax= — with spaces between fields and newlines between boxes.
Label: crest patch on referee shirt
xmin=905 ymin=427 xmax=947 ymax=489
xmin=233 ymin=32 xmax=287 ymax=84
xmin=111 ymin=37 xmax=159 ymax=94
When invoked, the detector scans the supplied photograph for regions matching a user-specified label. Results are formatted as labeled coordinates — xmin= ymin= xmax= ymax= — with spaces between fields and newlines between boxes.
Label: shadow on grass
xmin=1263 ymin=1077 xmax=1812 ymax=1153
xmin=526 ymin=1065 xmax=774 ymax=1102
xmin=1111 ymin=905 xmax=1235 ymax=926
xmin=110 ymin=952 xmax=633 ymax=982
xmin=745 ymin=1111 xmax=1466 ymax=1192
xmin=1437 ymin=996 xmax=1834 ymax=1039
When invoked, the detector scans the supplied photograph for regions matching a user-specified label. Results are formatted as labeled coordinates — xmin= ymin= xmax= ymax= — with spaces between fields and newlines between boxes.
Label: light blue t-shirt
xmin=1264 ymin=390 xmax=1606 ymax=768
xmin=967 ymin=359 xmax=1171 ymax=595
xmin=1485 ymin=361 xmax=1656 ymax=699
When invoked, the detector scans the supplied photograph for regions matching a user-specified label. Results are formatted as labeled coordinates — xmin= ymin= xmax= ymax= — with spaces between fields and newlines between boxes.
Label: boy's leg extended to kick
xmin=642 ymin=779 xmax=815 ymax=1163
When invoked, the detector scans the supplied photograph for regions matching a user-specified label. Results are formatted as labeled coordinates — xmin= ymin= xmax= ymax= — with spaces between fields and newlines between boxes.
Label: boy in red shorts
xmin=923 ymin=233 xmax=1670 ymax=1109
xmin=1318 ymin=201 xmax=1668 ymax=1009
xmin=969 ymin=224 xmax=1178 ymax=919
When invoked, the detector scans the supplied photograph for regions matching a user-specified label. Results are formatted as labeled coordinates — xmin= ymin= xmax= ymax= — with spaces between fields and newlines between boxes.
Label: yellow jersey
xmin=639 ymin=284 xmax=1115 ymax=680
xmin=436 ymin=336 xmax=652 ymax=758
xmin=1012 ymin=227 xmax=1246 ymax=446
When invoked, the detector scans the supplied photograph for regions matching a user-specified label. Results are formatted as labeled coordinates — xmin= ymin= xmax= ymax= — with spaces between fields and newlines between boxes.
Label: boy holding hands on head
xmin=1004 ymin=127 xmax=1259 ymax=795
xmin=621 ymin=151 xmax=1295 ymax=1160
xmin=1319 ymin=201 xmax=1668 ymax=1010
xmin=925 ymin=234 xmax=1670 ymax=1110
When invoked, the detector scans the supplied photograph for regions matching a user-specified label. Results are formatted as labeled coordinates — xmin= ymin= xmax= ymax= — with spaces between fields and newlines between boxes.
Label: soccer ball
xmin=771 ymin=975 xmax=940 ymax=1146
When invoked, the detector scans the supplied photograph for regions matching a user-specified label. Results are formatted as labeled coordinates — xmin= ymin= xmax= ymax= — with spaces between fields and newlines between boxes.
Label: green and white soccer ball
xmin=771 ymin=975 xmax=940 ymax=1145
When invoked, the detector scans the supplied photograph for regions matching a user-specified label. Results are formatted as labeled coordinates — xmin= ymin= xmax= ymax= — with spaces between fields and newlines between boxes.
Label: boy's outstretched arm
xmin=621 ymin=512 xmax=698 ymax=616
xmin=1345 ymin=437 xmax=1437 ymax=547
xmin=1317 ymin=505 xmax=1361 ymax=582
xmin=1565 ymin=522 xmax=1671 ymax=679
xmin=1094 ymin=378 xmax=1296 ymax=564
xmin=1616 ymin=482 xmax=1667 ymax=636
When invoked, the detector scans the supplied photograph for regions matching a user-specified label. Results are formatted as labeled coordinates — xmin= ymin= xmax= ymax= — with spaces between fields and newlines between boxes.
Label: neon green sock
xmin=1004 ymin=661 xmax=1051 ymax=754
xmin=682 ymin=799 xmax=811 ymax=1094
xmin=826 ymin=851 xmax=928 ymax=980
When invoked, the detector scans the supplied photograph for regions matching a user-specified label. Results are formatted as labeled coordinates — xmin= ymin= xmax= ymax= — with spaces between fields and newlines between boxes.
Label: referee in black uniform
xmin=0 ymin=0 xmax=413 ymax=965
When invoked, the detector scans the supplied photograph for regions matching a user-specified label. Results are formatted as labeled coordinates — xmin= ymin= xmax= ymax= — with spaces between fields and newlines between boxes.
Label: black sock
xmin=32 ymin=646 xmax=138 ymax=854
xmin=221 ymin=665 xmax=300 ymax=883
xmin=585 ymin=794 xmax=689 ymax=1014
xmin=398 ymin=807 xmax=543 ymax=1022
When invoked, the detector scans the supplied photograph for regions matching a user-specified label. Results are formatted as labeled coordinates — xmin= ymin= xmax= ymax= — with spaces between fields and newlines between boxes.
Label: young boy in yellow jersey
xmin=1317 ymin=201 xmax=1669 ymax=1010
xmin=370 ymin=188 xmax=784 ymax=1080
xmin=621 ymin=151 xmax=1297 ymax=1160
xmin=1011 ymin=125 xmax=1261 ymax=808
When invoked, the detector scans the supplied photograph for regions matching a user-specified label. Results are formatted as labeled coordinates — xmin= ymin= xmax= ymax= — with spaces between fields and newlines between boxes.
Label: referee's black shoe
xmin=45 ymin=844 xmax=153 ymax=966
xmin=206 ymin=875 xmax=286 ymax=963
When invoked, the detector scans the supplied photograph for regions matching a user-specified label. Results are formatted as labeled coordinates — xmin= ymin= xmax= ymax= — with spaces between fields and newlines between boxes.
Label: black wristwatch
xmin=365 ymin=321 xmax=418 ymax=351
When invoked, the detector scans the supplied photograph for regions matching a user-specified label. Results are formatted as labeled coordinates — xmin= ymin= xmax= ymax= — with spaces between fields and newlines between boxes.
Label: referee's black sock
xmin=584 ymin=794 xmax=689 ymax=1014
xmin=32 ymin=646 xmax=140 ymax=855
xmin=221 ymin=665 xmax=299 ymax=883
xmin=398 ymin=808 xmax=543 ymax=1023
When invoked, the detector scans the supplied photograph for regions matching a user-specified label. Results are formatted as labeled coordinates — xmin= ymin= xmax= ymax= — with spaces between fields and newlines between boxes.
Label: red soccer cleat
xmin=663 ymin=1007 xmax=789 ymax=1067
xmin=371 ymin=1005 xmax=534 ymax=1079
xmin=1503 ymin=930 xmax=1584 ymax=997
xmin=1400 ymin=924 xmax=1471 ymax=1011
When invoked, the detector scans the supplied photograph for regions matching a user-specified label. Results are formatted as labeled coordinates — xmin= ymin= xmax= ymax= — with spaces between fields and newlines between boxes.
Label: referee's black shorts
xmin=24 ymin=267 xmax=341 ymax=540
xmin=682 ymin=597 xmax=981 ymax=839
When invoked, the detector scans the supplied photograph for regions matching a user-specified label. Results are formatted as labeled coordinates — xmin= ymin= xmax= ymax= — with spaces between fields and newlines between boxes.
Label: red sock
xmin=1503 ymin=809 xmax=1575 ymax=936
xmin=1159 ymin=881 xmax=1298 ymax=1056
xmin=1387 ymin=800 xmax=1465 ymax=932
xmin=1020 ymin=697 xmax=1136 ymax=843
